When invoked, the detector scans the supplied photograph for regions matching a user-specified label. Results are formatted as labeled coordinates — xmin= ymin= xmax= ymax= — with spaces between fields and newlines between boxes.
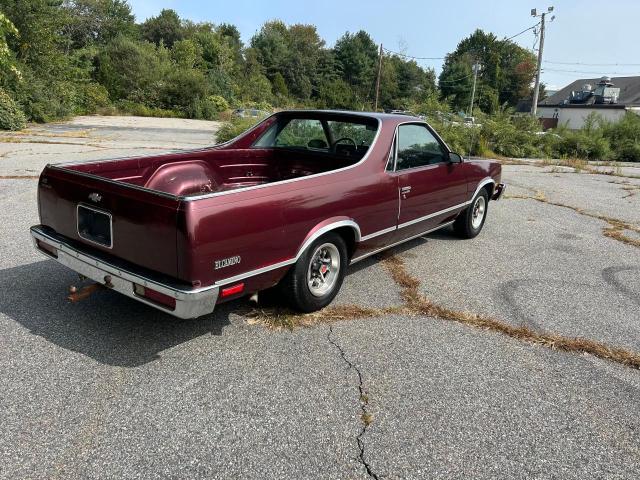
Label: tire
xmin=280 ymin=232 xmax=348 ymax=312
xmin=453 ymin=189 xmax=489 ymax=239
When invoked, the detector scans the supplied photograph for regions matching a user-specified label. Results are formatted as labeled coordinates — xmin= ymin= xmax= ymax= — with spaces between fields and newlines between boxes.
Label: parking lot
xmin=1 ymin=116 xmax=640 ymax=479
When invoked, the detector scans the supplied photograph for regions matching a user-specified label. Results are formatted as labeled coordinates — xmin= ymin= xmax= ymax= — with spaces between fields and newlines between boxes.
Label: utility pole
xmin=468 ymin=63 xmax=481 ymax=118
xmin=531 ymin=6 xmax=555 ymax=115
xmin=374 ymin=43 xmax=383 ymax=111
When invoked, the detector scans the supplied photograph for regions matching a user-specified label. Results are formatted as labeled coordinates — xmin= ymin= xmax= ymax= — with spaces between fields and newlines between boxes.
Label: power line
xmin=437 ymin=72 xmax=475 ymax=83
xmin=544 ymin=67 xmax=640 ymax=75
xmin=381 ymin=47 xmax=444 ymax=61
xmin=545 ymin=60 xmax=640 ymax=67
xmin=504 ymin=22 xmax=540 ymax=41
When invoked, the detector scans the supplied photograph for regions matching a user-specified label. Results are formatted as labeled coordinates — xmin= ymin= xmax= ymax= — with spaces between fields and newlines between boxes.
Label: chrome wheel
xmin=307 ymin=243 xmax=340 ymax=297
xmin=471 ymin=196 xmax=486 ymax=229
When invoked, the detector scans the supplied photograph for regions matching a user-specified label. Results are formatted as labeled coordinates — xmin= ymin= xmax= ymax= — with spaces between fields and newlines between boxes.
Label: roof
xmin=539 ymin=76 xmax=640 ymax=107
xmin=276 ymin=109 xmax=421 ymax=122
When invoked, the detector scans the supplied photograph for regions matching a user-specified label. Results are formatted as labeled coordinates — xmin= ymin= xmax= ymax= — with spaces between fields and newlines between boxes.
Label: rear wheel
xmin=453 ymin=189 xmax=489 ymax=239
xmin=281 ymin=232 xmax=347 ymax=312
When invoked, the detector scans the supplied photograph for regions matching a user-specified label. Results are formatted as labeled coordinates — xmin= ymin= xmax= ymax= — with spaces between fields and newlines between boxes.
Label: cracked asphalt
xmin=1 ymin=117 xmax=640 ymax=479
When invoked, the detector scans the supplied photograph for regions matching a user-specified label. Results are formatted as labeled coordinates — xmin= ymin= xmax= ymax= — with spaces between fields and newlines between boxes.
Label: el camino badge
xmin=215 ymin=256 xmax=241 ymax=270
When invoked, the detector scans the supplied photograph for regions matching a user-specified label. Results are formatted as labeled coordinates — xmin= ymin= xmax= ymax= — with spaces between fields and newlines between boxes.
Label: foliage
xmin=439 ymin=29 xmax=537 ymax=113
xmin=140 ymin=8 xmax=182 ymax=47
xmin=0 ymin=0 xmax=638 ymax=164
xmin=0 ymin=10 xmax=19 ymax=76
xmin=63 ymin=0 xmax=136 ymax=49
xmin=0 ymin=87 xmax=26 ymax=130
xmin=215 ymin=116 xmax=260 ymax=143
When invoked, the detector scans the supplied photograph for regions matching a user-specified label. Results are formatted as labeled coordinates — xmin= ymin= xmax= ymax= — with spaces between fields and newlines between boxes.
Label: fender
xmin=469 ymin=177 xmax=496 ymax=202
xmin=294 ymin=217 xmax=362 ymax=260
xmin=213 ymin=217 xmax=361 ymax=287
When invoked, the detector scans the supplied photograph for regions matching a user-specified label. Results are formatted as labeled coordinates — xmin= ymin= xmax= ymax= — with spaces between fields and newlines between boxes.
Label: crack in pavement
xmin=327 ymin=325 xmax=379 ymax=480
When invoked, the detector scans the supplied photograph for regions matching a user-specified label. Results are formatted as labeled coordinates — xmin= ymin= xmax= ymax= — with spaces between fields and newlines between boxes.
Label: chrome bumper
xmin=30 ymin=225 xmax=218 ymax=319
xmin=492 ymin=183 xmax=506 ymax=200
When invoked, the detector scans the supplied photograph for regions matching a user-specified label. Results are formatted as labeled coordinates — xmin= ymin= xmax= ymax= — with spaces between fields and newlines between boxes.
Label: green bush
xmin=602 ymin=112 xmax=640 ymax=162
xmin=0 ymin=88 xmax=26 ymax=130
xmin=188 ymin=95 xmax=230 ymax=120
xmin=614 ymin=141 xmax=640 ymax=162
xmin=78 ymin=83 xmax=111 ymax=113
xmin=215 ymin=117 xmax=260 ymax=143
xmin=116 ymin=100 xmax=181 ymax=118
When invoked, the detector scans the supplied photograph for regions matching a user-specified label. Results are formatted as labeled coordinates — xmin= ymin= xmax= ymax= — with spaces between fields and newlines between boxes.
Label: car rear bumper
xmin=30 ymin=225 xmax=218 ymax=319
xmin=492 ymin=183 xmax=506 ymax=200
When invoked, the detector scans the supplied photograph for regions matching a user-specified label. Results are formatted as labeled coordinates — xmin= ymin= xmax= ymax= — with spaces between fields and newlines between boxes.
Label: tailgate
xmin=38 ymin=166 xmax=180 ymax=278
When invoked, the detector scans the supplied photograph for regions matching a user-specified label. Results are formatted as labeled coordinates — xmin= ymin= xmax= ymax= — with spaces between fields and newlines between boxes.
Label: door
xmin=391 ymin=123 xmax=468 ymax=240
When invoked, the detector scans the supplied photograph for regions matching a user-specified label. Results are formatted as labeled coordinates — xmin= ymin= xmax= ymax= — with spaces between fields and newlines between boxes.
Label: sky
xmin=128 ymin=0 xmax=640 ymax=90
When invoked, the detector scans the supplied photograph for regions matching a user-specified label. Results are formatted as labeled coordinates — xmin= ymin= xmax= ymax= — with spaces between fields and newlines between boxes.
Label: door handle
xmin=400 ymin=186 xmax=412 ymax=193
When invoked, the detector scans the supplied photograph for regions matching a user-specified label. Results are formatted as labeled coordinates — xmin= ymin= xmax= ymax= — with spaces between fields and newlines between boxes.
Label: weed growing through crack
xmin=380 ymin=254 xmax=640 ymax=369
xmin=506 ymin=191 xmax=640 ymax=249
xmin=246 ymin=245 xmax=640 ymax=370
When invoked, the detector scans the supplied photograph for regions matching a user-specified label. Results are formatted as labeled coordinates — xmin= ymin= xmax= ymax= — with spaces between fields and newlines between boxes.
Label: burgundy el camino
xmin=31 ymin=110 xmax=505 ymax=318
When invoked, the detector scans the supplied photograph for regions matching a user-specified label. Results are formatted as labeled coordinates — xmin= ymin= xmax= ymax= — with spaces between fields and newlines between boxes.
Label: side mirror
xmin=448 ymin=152 xmax=463 ymax=163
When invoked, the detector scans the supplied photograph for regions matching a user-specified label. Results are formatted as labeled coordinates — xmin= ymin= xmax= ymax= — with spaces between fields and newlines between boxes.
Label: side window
xmin=396 ymin=124 xmax=446 ymax=170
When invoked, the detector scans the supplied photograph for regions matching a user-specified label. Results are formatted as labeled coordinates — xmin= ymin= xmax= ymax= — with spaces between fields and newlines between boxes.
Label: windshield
xmin=253 ymin=115 xmax=378 ymax=157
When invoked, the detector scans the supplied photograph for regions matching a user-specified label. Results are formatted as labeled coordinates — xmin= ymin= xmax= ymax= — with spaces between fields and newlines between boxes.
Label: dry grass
xmin=245 ymin=303 xmax=406 ymax=330
xmin=9 ymin=129 xmax=92 ymax=139
xmin=507 ymin=191 xmax=640 ymax=250
xmin=248 ymin=246 xmax=640 ymax=370
xmin=542 ymin=157 xmax=587 ymax=172
xmin=361 ymin=412 xmax=374 ymax=426
xmin=380 ymin=254 xmax=640 ymax=370
xmin=0 ymin=175 xmax=39 ymax=179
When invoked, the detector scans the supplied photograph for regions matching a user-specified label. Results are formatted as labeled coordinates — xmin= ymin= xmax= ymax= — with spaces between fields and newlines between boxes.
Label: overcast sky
xmin=128 ymin=0 xmax=640 ymax=90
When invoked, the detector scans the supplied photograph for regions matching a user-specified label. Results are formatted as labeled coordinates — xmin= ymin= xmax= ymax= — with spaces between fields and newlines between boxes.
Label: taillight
xmin=221 ymin=282 xmax=245 ymax=298
xmin=134 ymin=284 xmax=176 ymax=310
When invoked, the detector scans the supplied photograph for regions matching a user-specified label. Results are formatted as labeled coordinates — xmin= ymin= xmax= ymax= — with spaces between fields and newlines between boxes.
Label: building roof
xmin=539 ymin=76 xmax=640 ymax=107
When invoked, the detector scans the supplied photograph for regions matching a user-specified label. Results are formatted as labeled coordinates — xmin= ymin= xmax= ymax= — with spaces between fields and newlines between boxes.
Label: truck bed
xmin=61 ymin=147 xmax=362 ymax=197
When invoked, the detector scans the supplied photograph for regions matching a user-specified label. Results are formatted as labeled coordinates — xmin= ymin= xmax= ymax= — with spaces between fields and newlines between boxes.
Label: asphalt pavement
xmin=1 ymin=117 xmax=639 ymax=479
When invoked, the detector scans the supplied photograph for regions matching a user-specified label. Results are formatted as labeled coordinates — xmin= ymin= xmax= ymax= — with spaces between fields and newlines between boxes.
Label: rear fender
xmin=295 ymin=217 xmax=362 ymax=260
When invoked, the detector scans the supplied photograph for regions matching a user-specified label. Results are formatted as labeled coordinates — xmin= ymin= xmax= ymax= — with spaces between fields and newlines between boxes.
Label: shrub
xmin=215 ymin=116 xmax=260 ymax=143
xmin=188 ymin=95 xmax=230 ymax=120
xmin=614 ymin=141 xmax=640 ymax=162
xmin=116 ymin=100 xmax=181 ymax=118
xmin=0 ymin=88 xmax=26 ymax=130
xmin=79 ymin=83 xmax=111 ymax=113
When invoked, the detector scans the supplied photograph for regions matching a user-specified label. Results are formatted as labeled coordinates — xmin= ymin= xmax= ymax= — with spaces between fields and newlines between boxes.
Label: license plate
xmin=77 ymin=204 xmax=113 ymax=248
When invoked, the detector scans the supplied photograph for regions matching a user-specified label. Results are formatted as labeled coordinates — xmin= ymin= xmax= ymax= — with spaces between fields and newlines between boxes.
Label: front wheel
xmin=453 ymin=189 xmax=489 ymax=239
xmin=280 ymin=232 xmax=347 ymax=312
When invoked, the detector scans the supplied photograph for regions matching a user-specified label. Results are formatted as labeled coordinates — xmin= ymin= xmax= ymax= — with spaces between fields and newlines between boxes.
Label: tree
xmin=96 ymin=36 xmax=170 ymax=103
xmin=272 ymin=71 xmax=288 ymax=98
xmin=250 ymin=21 xmax=325 ymax=100
xmin=0 ymin=11 xmax=19 ymax=77
xmin=140 ymin=9 xmax=183 ymax=48
xmin=439 ymin=29 xmax=536 ymax=113
xmin=333 ymin=31 xmax=378 ymax=105
xmin=63 ymin=0 xmax=136 ymax=49
xmin=171 ymin=39 xmax=200 ymax=68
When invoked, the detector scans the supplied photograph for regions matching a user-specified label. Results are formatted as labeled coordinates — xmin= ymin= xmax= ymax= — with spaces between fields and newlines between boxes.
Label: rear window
xmin=253 ymin=115 xmax=378 ymax=157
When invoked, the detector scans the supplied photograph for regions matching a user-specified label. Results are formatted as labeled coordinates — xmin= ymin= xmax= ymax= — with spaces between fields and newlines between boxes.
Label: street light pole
xmin=374 ymin=43 xmax=383 ymax=111
xmin=468 ymin=63 xmax=481 ymax=117
xmin=531 ymin=6 xmax=554 ymax=116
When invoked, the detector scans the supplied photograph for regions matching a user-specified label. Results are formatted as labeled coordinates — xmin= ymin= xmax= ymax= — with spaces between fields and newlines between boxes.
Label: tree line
xmin=0 ymin=0 xmax=539 ymax=130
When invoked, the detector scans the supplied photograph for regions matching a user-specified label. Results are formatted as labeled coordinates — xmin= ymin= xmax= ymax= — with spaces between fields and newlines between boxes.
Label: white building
xmin=537 ymin=76 xmax=640 ymax=129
